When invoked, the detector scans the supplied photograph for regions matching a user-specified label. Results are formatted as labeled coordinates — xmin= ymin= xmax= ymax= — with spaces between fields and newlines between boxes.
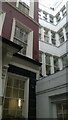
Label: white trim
xmin=24 ymin=78 xmax=29 ymax=118
xmin=26 ymin=31 xmax=33 ymax=58
xmin=16 ymin=0 xmax=20 ymax=7
xmin=0 ymin=12 xmax=6 ymax=36
xmin=10 ymin=18 xmax=16 ymax=42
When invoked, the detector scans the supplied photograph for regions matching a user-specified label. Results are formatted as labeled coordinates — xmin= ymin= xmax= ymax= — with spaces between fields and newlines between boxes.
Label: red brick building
xmin=0 ymin=0 xmax=40 ymax=119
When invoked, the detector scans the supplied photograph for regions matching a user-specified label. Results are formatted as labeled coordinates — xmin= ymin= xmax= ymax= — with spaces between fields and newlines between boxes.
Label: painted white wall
xmin=36 ymin=68 xmax=68 ymax=118
xmin=39 ymin=16 xmax=66 ymax=32
xmin=39 ymin=40 xmax=68 ymax=57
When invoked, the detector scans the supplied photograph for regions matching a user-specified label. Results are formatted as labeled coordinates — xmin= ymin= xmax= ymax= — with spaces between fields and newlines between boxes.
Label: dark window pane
xmin=19 ymin=80 xmax=25 ymax=89
xmin=13 ymin=79 xmax=19 ymax=88
xmin=19 ymin=90 xmax=24 ymax=99
xmin=13 ymin=88 xmax=18 ymax=98
xmin=4 ymin=98 xmax=9 ymax=109
xmin=6 ymin=87 xmax=12 ymax=97
xmin=7 ymin=77 xmax=13 ymax=86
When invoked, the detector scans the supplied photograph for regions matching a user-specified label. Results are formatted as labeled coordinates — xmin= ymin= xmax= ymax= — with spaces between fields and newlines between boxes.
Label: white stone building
xmin=36 ymin=0 xmax=68 ymax=119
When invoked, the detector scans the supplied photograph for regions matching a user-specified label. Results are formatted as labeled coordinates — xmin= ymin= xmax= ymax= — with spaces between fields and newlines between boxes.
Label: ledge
xmin=14 ymin=53 xmax=42 ymax=66
xmin=0 ymin=36 xmax=22 ymax=50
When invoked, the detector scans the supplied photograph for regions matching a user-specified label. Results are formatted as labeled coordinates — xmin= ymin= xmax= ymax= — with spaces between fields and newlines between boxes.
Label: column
xmin=58 ymin=58 xmax=63 ymax=70
xmin=63 ymin=27 xmax=67 ymax=42
xmin=55 ymin=33 xmax=60 ymax=46
xmin=41 ymin=27 xmax=44 ymax=41
xmin=16 ymin=0 xmax=20 ymax=7
xmin=60 ymin=11 xmax=63 ymax=19
xmin=26 ymin=31 xmax=33 ymax=58
xmin=50 ymin=56 xmax=54 ymax=74
xmin=42 ymin=53 xmax=47 ymax=76
xmin=48 ymin=30 xmax=52 ymax=44
xmin=47 ymin=14 xmax=50 ymax=22
xmin=29 ymin=0 xmax=34 ymax=18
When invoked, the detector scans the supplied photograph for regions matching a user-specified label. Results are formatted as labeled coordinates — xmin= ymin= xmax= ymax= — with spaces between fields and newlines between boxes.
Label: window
xmin=61 ymin=6 xmax=67 ymax=17
xmin=43 ymin=11 xmax=47 ymax=21
xmin=46 ymin=54 xmax=51 ymax=75
xmin=51 ymin=32 xmax=56 ymax=45
xmin=62 ymin=54 xmax=68 ymax=69
xmin=3 ymin=75 xmax=25 ymax=118
xmin=58 ymin=30 xmax=64 ymax=44
xmin=18 ymin=2 xmax=29 ymax=15
xmin=53 ymin=56 xmax=59 ymax=73
xmin=39 ymin=52 xmax=42 ymax=63
xmin=57 ymin=103 xmax=68 ymax=120
xmin=14 ymin=24 xmax=28 ymax=55
xmin=44 ymin=29 xmax=49 ymax=43
xmin=39 ymin=27 xmax=41 ymax=41
xmin=50 ymin=15 xmax=54 ymax=24
xmin=39 ymin=33 xmax=41 ymax=41
xmin=56 ymin=13 xmax=61 ymax=23
xmin=39 ymin=52 xmax=42 ymax=77
xmin=38 ymin=9 xmax=42 ymax=19
xmin=65 ymin=25 xmax=68 ymax=40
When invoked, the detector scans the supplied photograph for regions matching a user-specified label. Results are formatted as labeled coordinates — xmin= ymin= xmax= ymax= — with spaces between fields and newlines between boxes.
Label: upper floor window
xmin=58 ymin=30 xmax=64 ymax=44
xmin=50 ymin=15 xmax=54 ymax=24
xmin=39 ymin=51 xmax=42 ymax=63
xmin=51 ymin=31 xmax=56 ymax=45
xmin=43 ymin=11 xmax=47 ymax=21
xmin=39 ymin=27 xmax=41 ymax=41
xmin=44 ymin=29 xmax=49 ymax=43
xmin=61 ymin=5 xmax=67 ymax=17
xmin=53 ymin=56 xmax=59 ymax=73
xmin=39 ymin=51 xmax=42 ymax=77
xmin=14 ymin=22 xmax=29 ymax=55
xmin=65 ymin=25 xmax=68 ymax=40
xmin=62 ymin=54 xmax=68 ymax=69
xmin=18 ymin=1 xmax=29 ymax=15
xmin=46 ymin=54 xmax=51 ymax=75
xmin=38 ymin=9 xmax=42 ymax=19
xmin=56 ymin=13 xmax=61 ymax=23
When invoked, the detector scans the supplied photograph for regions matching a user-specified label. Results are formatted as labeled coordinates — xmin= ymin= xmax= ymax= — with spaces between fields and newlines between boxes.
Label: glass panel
xmin=17 ymin=110 xmax=22 ymax=117
xmin=46 ymin=65 xmax=51 ymax=75
xmin=13 ymin=88 xmax=18 ymax=98
xmin=7 ymin=77 xmax=13 ymax=86
xmin=8 ymin=98 xmax=17 ymax=115
xmin=19 ymin=80 xmax=25 ymax=89
xmin=2 ymin=110 xmax=9 ymax=118
xmin=62 ymin=55 xmax=67 ymax=67
xmin=19 ymin=90 xmax=24 ymax=99
xmin=13 ymin=79 xmax=19 ymax=88
xmin=4 ymin=98 xmax=9 ymax=109
xmin=6 ymin=87 xmax=12 ymax=97
xmin=46 ymin=55 xmax=50 ymax=65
